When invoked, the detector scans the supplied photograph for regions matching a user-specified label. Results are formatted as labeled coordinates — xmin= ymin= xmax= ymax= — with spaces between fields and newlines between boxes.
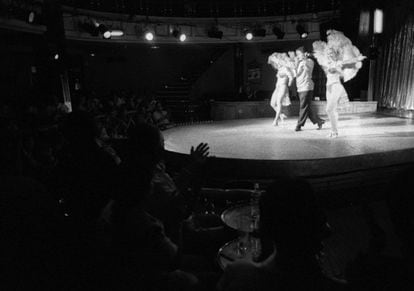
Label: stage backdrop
xmin=376 ymin=15 xmax=414 ymax=113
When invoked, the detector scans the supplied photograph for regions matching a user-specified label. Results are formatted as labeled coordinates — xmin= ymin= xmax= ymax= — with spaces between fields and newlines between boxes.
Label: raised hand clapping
xmin=190 ymin=142 xmax=210 ymax=165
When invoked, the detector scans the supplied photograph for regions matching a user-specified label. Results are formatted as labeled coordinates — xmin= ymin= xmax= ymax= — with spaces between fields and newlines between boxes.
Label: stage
xmin=164 ymin=113 xmax=414 ymax=183
xmin=210 ymin=100 xmax=378 ymax=121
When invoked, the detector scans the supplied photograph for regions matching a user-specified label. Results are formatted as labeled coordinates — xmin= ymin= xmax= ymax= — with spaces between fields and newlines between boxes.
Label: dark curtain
xmin=375 ymin=15 xmax=414 ymax=111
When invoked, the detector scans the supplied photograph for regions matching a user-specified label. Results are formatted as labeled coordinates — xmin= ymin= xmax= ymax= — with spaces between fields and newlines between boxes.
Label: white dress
xmin=325 ymin=70 xmax=349 ymax=134
xmin=270 ymin=67 xmax=292 ymax=107
xmin=326 ymin=72 xmax=349 ymax=106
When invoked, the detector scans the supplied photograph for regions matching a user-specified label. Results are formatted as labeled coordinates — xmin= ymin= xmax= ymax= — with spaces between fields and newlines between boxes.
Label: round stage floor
xmin=163 ymin=113 xmax=414 ymax=178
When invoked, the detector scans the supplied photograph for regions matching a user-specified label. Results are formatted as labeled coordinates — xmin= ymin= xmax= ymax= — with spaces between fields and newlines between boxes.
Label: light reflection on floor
xmin=164 ymin=113 xmax=414 ymax=160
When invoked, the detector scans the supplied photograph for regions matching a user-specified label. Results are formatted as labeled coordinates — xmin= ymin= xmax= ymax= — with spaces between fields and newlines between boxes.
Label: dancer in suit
xmin=293 ymin=47 xmax=325 ymax=132
xmin=267 ymin=52 xmax=294 ymax=126
xmin=313 ymin=30 xmax=366 ymax=138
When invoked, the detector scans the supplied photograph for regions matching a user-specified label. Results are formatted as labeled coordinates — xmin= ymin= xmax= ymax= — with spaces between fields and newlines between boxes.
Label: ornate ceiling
xmin=0 ymin=1 xmax=348 ymax=44
xmin=62 ymin=0 xmax=342 ymax=17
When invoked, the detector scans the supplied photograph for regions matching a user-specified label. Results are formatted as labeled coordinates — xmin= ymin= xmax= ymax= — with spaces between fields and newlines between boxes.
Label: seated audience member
xmin=105 ymin=109 xmax=121 ymax=138
xmin=117 ymin=105 xmax=135 ymax=137
xmin=152 ymin=101 xmax=173 ymax=129
xmin=218 ymin=177 xmax=340 ymax=291
xmin=56 ymin=111 xmax=118 ymax=225
xmin=386 ymin=166 xmax=414 ymax=260
xmin=123 ymin=123 xmax=210 ymax=244
xmin=1 ymin=176 xmax=62 ymax=290
xmin=95 ymin=117 xmax=110 ymax=141
xmin=50 ymin=112 xmax=122 ymax=289
xmin=346 ymin=166 xmax=414 ymax=290
xmin=100 ymin=147 xmax=201 ymax=290
xmin=0 ymin=127 xmax=62 ymax=289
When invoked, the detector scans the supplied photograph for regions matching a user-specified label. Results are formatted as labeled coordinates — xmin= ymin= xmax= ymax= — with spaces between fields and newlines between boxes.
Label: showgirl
xmin=312 ymin=30 xmax=366 ymax=138
xmin=267 ymin=52 xmax=295 ymax=126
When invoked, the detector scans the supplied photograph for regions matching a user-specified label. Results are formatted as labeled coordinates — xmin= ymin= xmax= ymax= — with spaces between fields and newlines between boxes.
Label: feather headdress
xmin=312 ymin=30 xmax=366 ymax=82
xmin=268 ymin=52 xmax=296 ymax=71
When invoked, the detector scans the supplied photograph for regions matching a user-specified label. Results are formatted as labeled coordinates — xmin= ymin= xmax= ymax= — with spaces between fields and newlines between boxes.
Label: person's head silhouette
xmin=260 ymin=177 xmax=326 ymax=256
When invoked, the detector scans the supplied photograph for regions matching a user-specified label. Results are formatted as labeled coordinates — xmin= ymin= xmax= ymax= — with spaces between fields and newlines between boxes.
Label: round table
xmin=217 ymin=236 xmax=262 ymax=270
xmin=217 ymin=203 xmax=347 ymax=283
xmin=218 ymin=203 xmax=261 ymax=270
xmin=221 ymin=203 xmax=260 ymax=232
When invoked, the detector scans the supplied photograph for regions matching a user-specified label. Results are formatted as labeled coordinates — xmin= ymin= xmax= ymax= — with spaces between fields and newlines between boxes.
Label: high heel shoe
xmin=327 ymin=131 xmax=338 ymax=138
xmin=280 ymin=114 xmax=286 ymax=125
xmin=317 ymin=119 xmax=325 ymax=130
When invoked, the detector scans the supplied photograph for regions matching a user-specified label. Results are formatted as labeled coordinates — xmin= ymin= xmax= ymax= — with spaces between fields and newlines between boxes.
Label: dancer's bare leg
xmin=280 ymin=113 xmax=287 ymax=125
xmin=274 ymin=102 xmax=282 ymax=126
xmin=270 ymin=95 xmax=281 ymax=126
xmin=326 ymin=96 xmax=339 ymax=138
xmin=273 ymin=101 xmax=283 ymax=126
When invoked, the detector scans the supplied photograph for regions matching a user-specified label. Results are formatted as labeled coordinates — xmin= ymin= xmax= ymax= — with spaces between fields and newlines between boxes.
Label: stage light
xmin=98 ymin=24 xmax=111 ymax=39
xmin=296 ymin=24 xmax=308 ymax=39
xmin=359 ymin=10 xmax=370 ymax=36
xmin=207 ymin=27 xmax=223 ymax=39
xmin=172 ymin=29 xmax=187 ymax=42
xmin=245 ymin=31 xmax=253 ymax=40
xmin=272 ymin=26 xmax=285 ymax=39
xmin=54 ymin=53 xmax=59 ymax=60
xmin=374 ymin=9 xmax=384 ymax=34
xmin=103 ymin=31 xmax=111 ymax=39
xmin=27 ymin=2 xmax=42 ymax=24
xmin=28 ymin=11 xmax=36 ymax=23
xmin=145 ymin=31 xmax=154 ymax=41
xmin=110 ymin=30 xmax=124 ymax=37
xmin=179 ymin=33 xmax=187 ymax=42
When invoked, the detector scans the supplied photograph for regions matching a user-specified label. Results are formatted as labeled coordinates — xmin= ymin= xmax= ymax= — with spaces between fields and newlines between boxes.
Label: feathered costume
xmin=267 ymin=52 xmax=295 ymax=126
xmin=312 ymin=30 xmax=366 ymax=137
xmin=313 ymin=30 xmax=366 ymax=82
xmin=268 ymin=52 xmax=294 ymax=107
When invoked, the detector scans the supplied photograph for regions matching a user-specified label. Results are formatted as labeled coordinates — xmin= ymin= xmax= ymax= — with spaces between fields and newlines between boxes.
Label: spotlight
xmin=27 ymin=3 xmax=42 ymax=24
xmin=110 ymin=30 xmax=124 ymax=37
xmin=359 ymin=11 xmax=370 ymax=36
xmin=103 ymin=31 xmax=111 ymax=39
xmin=28 ymin=11 xmax=36 ymax=23
xmin=374 ymin=9 xmax=384 ymax=34
xmin=145 ymin=31 xmax=154 ymax=41
xmin=253 ymin=28 xmax=266 ymax=37
xmin=98 ymin=24 xmax=111 ymax=39
xmin=296 ymin=24 xmax=308 ymax=39
xmin=207 ymin=27 xmax=223 ymax=39
xmin=272 ymin=26 xmax=285 ymax=39
xmin=54 ymin=53 xmax=59 ymax=60
xmin=245 ymin=31 xmax=253 ymax=40
xmin=172 ymin=29 xmax=186 ymax=42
